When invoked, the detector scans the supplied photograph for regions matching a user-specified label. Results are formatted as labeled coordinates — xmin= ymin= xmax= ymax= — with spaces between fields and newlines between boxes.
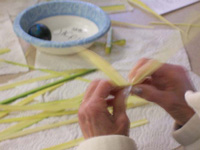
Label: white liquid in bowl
xmin=37 ymin=15 xmax=99 ymax=42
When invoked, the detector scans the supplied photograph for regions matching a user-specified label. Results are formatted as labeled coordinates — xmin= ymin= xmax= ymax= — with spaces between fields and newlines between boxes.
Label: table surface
xmin=1 ymin=2 xmax=200 ymax=82
xmin=111 ymin=2 xmax=200 ymax=74
xmin=0 ymin=2 xmax=200 ymax=150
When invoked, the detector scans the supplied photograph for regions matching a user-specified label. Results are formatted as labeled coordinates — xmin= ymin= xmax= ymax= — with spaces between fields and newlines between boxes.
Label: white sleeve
xmin=76 ymin=91 xmax=200 ymax=150
xmin=185 ymin=91 xmax=200 ymax=116
xmin=76 ymin=135 xmax=137 ymax=150
xmin=173 ymin=91 xmax=200 ymax=150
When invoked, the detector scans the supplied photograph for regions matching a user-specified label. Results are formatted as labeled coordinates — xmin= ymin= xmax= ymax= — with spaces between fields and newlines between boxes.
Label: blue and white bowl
xmin=14 ymin=0 xmax=111 ymax=55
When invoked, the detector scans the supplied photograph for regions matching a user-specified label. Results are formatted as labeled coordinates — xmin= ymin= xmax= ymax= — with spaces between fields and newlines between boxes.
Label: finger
xmin=128 ymin=58 xmax=149 ymax=81
xmin=131 ymin=84 xmax=164 ymax=104
xmin=84 ymin=79 xmax=101 ymax=101
xmin=142 ymin=77 xmax=152 ymax=85
xmin=151 ymin=64 xmax=188 ymax=89
xmin=106 ymin=86 xmax=128 ymax=107
xmin=113 ymin=87 xmax=131 ymax=117
xmin=131 ymin=59 xmax=162 ymax=84
xmin=152 ymin=63 xmax=186 ymax=79
xmin=106 ymin=98 xmax=115 ymax=107
xmin=93 ymin=80 xmax=115 ymax=99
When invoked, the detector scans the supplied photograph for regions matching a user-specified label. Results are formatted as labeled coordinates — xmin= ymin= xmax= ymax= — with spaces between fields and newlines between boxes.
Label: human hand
xmin=78 ymin=80 xmax=130 ymax=139
xmin=129 ymin=58 xmax=195 ymax=126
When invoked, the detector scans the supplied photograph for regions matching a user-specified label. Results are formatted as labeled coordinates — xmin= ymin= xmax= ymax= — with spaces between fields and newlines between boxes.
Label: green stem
xmin=0 ymin=69 xmax=96 ymax=104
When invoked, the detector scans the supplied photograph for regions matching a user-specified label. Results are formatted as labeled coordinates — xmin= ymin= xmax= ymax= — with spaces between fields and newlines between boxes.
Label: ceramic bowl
xmin=14 ymin=0 xmax=111 ymax=55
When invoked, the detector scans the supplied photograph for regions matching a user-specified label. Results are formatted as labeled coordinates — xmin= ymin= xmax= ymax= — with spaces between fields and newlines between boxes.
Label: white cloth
xmin=35 ymin=28 xmax=192 ymax=149
xmin=1 ymin=28 xmax=200 ymax=149
xmin=0 ymin=14 xmax=28 ymax=75
xmin=35 ymin=28 xmax=191 ymax=71
xmin=0 ymin=0 xmax=38 ymax=75
xmin=140 ymin=0 xmax=199 ymax=15
xmin=0 ymin=0 xmax=37 ymax=21
xmin=0 ymin=0 xmax=200 ymax=150
xmin=185 ymin=91 xmax=200 ymax=116
xmin=77 ymin=135 xmax=137 ymax=150
xmin=76 ymin=0 xmax=133 ymax=13
xmin=76 ymin=91 xmax=200 ymax=150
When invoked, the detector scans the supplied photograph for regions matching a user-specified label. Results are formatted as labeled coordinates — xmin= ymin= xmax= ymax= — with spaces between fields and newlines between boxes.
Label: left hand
xmin=78 ymin=80 xmax=130 ymax=139
xmin=128 ymin=58 xmax=195 ymax=126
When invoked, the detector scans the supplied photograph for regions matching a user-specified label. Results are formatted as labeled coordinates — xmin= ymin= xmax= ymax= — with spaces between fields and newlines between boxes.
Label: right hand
xmin=129 ymin=58 xmax=195 ymax=126
xmin=78 ymin=80 xmax=130 ymax=139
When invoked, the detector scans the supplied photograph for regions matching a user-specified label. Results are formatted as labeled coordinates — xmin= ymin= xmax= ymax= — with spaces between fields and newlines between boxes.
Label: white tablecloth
xmin=1 ymin=0 xmax=200 ymax=150
xmin=0 ymin=14 xmax=28 ymax=75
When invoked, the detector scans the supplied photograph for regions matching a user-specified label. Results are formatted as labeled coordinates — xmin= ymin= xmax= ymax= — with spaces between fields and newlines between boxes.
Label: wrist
xmin=163 ymin=100 xmax=195 ymax=126
xmin=173 ymin=114 xmax=200 ymax=146
xmin=175 ymin=108 xmax=195 ymax=126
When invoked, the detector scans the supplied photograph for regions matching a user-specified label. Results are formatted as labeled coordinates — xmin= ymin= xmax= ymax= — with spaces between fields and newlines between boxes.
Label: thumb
xmin=131 ymin=84 xmax=163 ymax=104
xmin=113 ymin=88 xmax=130 ymax=117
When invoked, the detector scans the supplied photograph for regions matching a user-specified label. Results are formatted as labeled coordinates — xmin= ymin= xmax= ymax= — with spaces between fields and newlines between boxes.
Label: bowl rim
xmin=14 ymin=0 xmax=111 ymax=48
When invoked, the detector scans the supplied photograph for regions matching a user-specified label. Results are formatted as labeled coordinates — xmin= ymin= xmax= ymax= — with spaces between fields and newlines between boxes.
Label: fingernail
xmin=123 ymin=86 xmax=132 ymax=98
xmin=131 ymin=77 xmax=135 ymax=83
xmin=128 ymin=76 xmax=134 ymax=82
xmin=131 ymin=87 xmax=143 ymax=95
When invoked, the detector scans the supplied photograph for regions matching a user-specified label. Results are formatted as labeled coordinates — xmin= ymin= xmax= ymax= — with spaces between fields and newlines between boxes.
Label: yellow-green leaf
xmin=0 ymin=119 xmax=42 ymax=138
xmin=101 ymin=4 xmax=126 ymax=13
xmin=105 ymin=27 xmax=113 ymax=54
xmin=0 ymin=74 xmax=60 ymax=91
xmin=150 ymin=22 xmax=200 ymax=27
xmin=128 ymin=0 xmax=180 ymax=30
xmin=0 ymin=110 xmax=77 ymax=124
xmin=0 ymin=48 xmax=10 ymax=55
xmin=43 ymin=119 xmax=148 ymax=150
xmin=112 ymin=39 xmax=126 ymax=46
xmin=130 ymin=119 xmax=149 ymax=128
xmin=0 ymin=83 xmax=63 ymax=119
xmin=126 ymin=95 xmax=148 ymax=108
xmin=43 ymin=137 xmax=84 ymax=150
xmin=0 ymin=69 xmax=95 ymax=104
xmin=112 ymin=20 xmax=153 ymax=29
xmin=79 ymin=49 xmax=129 ymax=86
xmin=0 ymin=118 xmax=78 ymax=142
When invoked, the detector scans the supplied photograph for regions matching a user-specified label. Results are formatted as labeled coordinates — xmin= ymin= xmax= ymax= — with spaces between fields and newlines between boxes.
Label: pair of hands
xmin=78 ymin=58 xmax=195 ymax=139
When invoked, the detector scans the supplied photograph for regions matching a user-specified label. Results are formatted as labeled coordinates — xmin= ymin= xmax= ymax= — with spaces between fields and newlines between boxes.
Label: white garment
xmin=76 ymin=91 xmax=200 ymax=150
